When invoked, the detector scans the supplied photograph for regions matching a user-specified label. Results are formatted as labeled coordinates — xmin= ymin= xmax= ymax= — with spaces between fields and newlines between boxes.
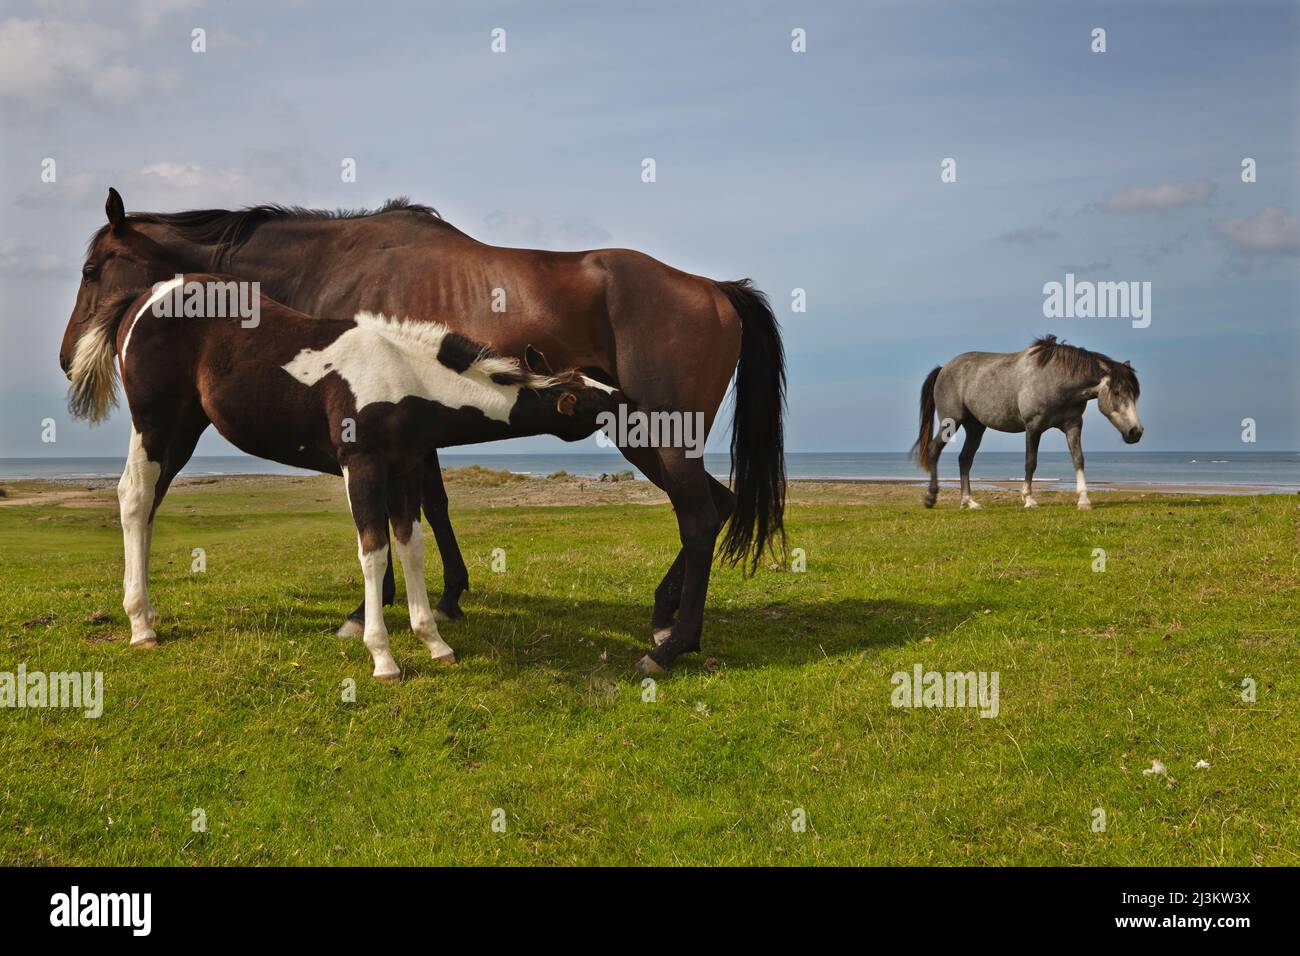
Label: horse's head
xmin=1097 ymin=361 xmax=1143 ymax=444
xmin=521 ymin=346 xmax=621 ymax=441
xmin=60 ymin=188 xmax=187 ymax=423
xmin=60 ymin=189 xmax=181 ymax=376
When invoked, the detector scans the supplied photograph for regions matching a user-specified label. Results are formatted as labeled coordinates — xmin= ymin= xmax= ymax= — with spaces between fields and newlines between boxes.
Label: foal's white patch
xmin=120 ymin=277 xmax=185 ymax=363
xmin=283 ymin=313 xmax=533 ymax=422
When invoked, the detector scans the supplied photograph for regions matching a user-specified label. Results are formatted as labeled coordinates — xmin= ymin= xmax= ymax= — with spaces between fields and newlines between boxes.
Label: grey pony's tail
xmin=910 ymin=365 xmax=943 ymax=472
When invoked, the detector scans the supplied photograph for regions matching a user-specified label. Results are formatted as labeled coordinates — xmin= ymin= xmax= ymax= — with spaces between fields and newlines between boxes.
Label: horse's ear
xmin=525 ymin=345 xmax=554 ymax=375
xmin=1123 ymin=360 xmax=1132 ymax=367
xmin=105 ymin=187 xmax=126 ymax=232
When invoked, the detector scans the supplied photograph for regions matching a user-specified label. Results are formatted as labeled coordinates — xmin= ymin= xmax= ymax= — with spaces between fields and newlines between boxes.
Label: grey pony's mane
xmin=1028 ymin=335 xmax=1139 ymax=398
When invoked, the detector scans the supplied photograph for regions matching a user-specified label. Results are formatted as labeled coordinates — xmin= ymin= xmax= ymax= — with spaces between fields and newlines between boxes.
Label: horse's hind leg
xmin=637 ymin=450 xmax=721 ymax=674
xmin=925 ymin=402 xmax=960 ymax=508
xmin=958 ymin=420 xmax=986 ymax=510
xmin=1022 ymin=428 xmax=1043 ymax=508
xmin=650 ymin=476 xmax=735 ymax=646
xmin=389 ymin=470 xmax=455 ymax=664
xmin=343 ymin=459 xmax=400 ymax=681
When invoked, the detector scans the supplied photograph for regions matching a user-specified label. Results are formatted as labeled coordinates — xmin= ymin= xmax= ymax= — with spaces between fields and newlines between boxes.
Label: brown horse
xmin=60 ymin=188 xmax=786 ymax=672
xmin=66 ymin=270 xmax=620 ymax=679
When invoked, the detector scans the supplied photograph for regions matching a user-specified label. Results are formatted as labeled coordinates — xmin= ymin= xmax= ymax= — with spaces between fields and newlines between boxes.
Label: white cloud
xmin=135 ymin=0 xmax=201 ymax=30
xmin=995 ymin=225 xmax=1059 ymax=245
xmin=14 ymin=171 xmax=100 ymax=208
xmin=1103 ymin=181 xmax=1215 ymax=213
xmin=0 ymin=13 xmax=180 ymax=113
xmin=0 ymin=238 xmax=66 ymax=277
xmin=1212 ymin=207 xmax=1300 ymax=257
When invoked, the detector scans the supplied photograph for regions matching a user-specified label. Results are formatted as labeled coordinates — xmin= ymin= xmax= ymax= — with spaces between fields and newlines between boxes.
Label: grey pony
xmin=911 ymin=335 xmax=1143 ymax=510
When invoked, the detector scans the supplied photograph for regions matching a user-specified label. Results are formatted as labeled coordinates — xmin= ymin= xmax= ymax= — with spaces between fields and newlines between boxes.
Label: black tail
xmin=910 ymin=365 xmax=943 ymax=471
xmin=716 ymin=279 xmax=786 ymax=575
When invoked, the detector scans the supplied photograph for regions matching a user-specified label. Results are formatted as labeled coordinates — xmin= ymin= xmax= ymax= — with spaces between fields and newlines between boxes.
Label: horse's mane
xmin=1028 ymin=335 xmax=1140 ymax=398
xmin=88 ymin=197 xmax=445 ymax=263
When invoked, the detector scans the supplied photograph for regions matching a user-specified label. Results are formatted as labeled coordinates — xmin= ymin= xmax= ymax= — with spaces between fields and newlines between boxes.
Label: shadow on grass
xmin=263 ymin=586 xmax=988 ymax=682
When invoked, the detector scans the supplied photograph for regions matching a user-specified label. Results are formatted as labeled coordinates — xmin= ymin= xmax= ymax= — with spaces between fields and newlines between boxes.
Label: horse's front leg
xmin=1064 ymin=421 xmax=1090 ymax=509
xmin=118 ymin=427 xmax=162 ymax=647
xmin=1022 ymin=428 xmax=1042 ymax=508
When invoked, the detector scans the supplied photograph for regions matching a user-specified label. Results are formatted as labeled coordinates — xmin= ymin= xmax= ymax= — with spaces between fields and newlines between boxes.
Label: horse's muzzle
xmin=1125 ymin=427 xmax=1143 ymax=444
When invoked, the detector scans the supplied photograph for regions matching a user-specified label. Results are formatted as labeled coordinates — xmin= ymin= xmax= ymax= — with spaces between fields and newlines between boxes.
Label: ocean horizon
xmin=2 ymin=451 xmax=1297 ymax=490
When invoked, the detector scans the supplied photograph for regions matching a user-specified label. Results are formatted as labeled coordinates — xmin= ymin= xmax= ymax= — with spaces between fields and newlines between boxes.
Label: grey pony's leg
xmin=1022 ymin=428 xmax=1043 ymax=508
xmin=1063 ymin=420 xmax=1091 ymax=510
xmin=958 ymin=421 xmax=986 ymax=510
xmin=924 ymin=421 xmax=953 ymax=509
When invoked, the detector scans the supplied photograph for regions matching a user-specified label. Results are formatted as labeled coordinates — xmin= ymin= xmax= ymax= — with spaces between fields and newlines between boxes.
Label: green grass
xmin=0 ymin=473 xmax=1296 ymax=865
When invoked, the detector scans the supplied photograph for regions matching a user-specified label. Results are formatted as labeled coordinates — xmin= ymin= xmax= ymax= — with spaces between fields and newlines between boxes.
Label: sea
xmin=2 ymin=452 xmax=1297 ymax=491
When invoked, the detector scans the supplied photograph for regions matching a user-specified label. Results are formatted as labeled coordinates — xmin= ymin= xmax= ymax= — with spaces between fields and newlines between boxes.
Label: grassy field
xmin=0 ymin=469 xmax=1296 ymax=865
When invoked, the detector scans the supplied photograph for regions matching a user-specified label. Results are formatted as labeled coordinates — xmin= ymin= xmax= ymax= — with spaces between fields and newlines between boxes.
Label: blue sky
xmin=2 ymin=0 xmax=1297 ymax=458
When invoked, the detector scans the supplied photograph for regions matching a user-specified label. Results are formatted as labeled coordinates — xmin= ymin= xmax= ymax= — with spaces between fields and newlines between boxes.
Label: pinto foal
xmin=97 ymin=273 xmax=616 ymax=680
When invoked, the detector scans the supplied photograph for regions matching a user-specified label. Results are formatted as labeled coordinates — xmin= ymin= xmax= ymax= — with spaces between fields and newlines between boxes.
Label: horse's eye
xmin=81 ymin=264 xmax=99 ymax=281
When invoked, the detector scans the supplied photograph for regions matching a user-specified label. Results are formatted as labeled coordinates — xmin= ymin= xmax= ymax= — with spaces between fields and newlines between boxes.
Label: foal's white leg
xmin=393 ymin=524 xmax=456 ymax=664
xmin=118 ymin=428 xmax=161 ymax=647
xmin=359 ymin=541 xmax=401 ymax=681
xmin=342 ymin=466 xmax=401 ymax=680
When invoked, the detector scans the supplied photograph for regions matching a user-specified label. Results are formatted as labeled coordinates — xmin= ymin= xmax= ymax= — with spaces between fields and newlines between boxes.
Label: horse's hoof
xmin=962 ymin=499 xmax=982 ymax=510
xmin=923 ymin=497 xmax=937 ymax=509
xmin=635 ymin=654 xmax=666 ymax=676
xmin=433 ymin=602 xmax=464 ymax=622
xmin=1023 ymin=498 xmax=1038 ymax=509
xmin=130 ymin=635 xmax=158 ymax=649
xmin=373 ymin=670 xmax=401 ymax=683
xmin=1077 ymin=499 xmax=1092 ymax=511
xmin=336 ymin=619 xmax=364 ymax=638
xmin=652 ymin=627 xmax=673 ymax=647
xmin=432 ymin=651 xmax=456 ymax=665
